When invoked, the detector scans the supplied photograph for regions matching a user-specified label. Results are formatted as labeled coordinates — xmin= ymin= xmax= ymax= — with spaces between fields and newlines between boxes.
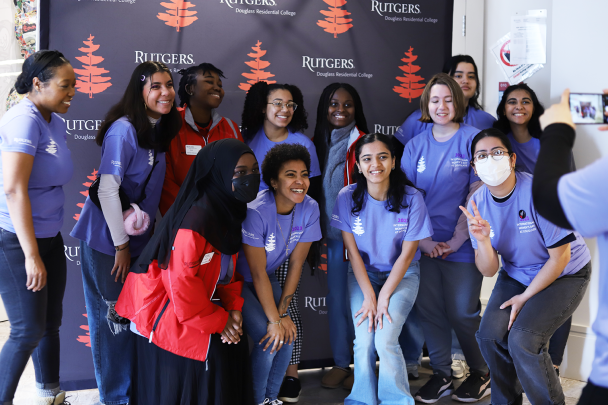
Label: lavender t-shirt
xmin=401 ymin=124 xmax=480 ymax=263
xmin=507 ymin=132 xmax=540 ymax=174
xmin=0 ymin=98 xmax=73 ymax=237
xmin=71 ymin=117 xmax=166 ymax=256
xmin=469 ymin=172 xmax=590 ymax=286
xmin=558 ymin=156 xmax=608 ymax=388
xmin=395 ymin=106 xmax=496 ymax=146
xmin=247 ymin=128 xmax=321 ymax=191
xmin=330 ymin=184 xmax=433 ymax=271
xmin=236 ymin=189 xmax=322 ymax=282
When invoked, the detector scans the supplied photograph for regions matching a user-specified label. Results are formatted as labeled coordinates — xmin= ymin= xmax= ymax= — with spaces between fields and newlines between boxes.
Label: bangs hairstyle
xmin=241 ymin=81 xmax=308 ymax=142
xmin=442 ymin=54 xmax=483 ymax=111
xmin=470 ymin=128 xmax=514 ymax=161
xmin=177 ymin=62 xmax=225 ymax=108
xmin=419 ymin=73 xmax=466 ymax=124
xmin=313 ymin=83 xmax=369 ymax=172
xmin=96 ymin=61 xmax=181 ymax=152
xmin=261 ymin=143 xmax=311 ymax=190
xmin=14 ymin=50 xmax=70 ymax=94
xmin=351 ymin=133 xmax=424 ymax=216
xmin=493 ymin=83 xmax=545 ymax=138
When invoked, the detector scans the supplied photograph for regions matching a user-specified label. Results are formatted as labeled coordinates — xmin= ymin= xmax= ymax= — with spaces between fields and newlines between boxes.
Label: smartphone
xmin=569 ymin=93 xmax=608 ymax=124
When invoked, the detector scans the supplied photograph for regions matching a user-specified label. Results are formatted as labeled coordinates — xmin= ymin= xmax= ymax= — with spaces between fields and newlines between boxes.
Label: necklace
xmin=490 ymin=179 xmax=517 ymax=199
xmin=276 ymin=209 xmax=296 ymax=257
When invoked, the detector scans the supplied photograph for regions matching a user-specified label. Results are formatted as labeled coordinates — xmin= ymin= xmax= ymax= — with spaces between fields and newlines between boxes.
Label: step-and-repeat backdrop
xmin=45 ymin=0 xmax=453 ymax=389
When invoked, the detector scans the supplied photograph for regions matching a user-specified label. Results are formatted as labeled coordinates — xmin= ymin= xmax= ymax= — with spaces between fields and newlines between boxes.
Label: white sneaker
xmin=262 ymin=399 xmax=283 ymax=405
xmin=451 ymin=359 xmax=467 ymax=379
xmin=34 ymin=391 xmax=69 ymax=405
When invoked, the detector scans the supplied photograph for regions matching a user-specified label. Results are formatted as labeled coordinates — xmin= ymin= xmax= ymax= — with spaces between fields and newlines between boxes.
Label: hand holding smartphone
xmin=569 ymin=92 xmax=608 ymax=124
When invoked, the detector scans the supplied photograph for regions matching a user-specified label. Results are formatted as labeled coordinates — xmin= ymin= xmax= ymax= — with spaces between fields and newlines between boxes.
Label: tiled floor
xmin=0 ymin=322 xmax=586 ymax=404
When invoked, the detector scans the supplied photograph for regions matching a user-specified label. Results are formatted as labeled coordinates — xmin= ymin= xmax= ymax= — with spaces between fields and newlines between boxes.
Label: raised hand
xmin=459 ymin=200 xmax=491 ymax=242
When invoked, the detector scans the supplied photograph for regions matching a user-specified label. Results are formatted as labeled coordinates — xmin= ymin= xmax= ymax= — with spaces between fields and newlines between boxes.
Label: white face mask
xmin=475 ymin=156 xmax=512 ymax=187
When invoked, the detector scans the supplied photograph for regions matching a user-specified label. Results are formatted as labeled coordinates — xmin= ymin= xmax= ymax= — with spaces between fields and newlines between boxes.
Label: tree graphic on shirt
xmin=393 ymin=46 xmax=426 ymax=102
xmin=265 ymin=233 xmax=276 ymax=252
xmin=74 ymin=168 xmax=97 ymax=221
xmin=148 ymin=150 xmax=154 ymax=166
xmin=417 ymin=156 xmax=426 ymax=173
xmin=489 ymin=226 xmax=495 ymax=239
xmin=157 ymin=0 xmax=198 ymax=32
xmin=317 ymin=0 xmax=353 ymax=39
xmin=74 ymin=34 xmax=112 ymax=99
xmin=239 ymin=40 xmax=276 ymax=92
xmin=352 ymin=216 xmax=365 ymax=236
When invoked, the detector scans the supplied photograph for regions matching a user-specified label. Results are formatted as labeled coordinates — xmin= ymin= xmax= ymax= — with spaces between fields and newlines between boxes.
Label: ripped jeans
xmin=80 ymin=242 xmax=135 ymax=405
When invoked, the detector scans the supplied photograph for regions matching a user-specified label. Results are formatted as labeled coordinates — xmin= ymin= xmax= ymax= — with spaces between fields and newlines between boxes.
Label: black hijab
xmin=134 ymin=138 xmax=255 ymax=272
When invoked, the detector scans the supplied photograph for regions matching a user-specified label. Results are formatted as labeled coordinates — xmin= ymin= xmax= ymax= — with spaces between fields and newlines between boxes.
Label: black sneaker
xmin=414 ymin=373 xmax=454 ymax=403
xmin=278 ymin=376 xmax=301 ymax=403
xmin=451 ymin=371 xmax=491 ymax=402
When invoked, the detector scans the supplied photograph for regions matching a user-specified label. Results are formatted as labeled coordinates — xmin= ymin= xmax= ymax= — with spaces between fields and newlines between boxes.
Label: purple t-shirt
xmin=71 ymin=117 xmax=166 ymax=256
xmin=469 ymin=172 xmax=590 ymax=286
xmin=395 ymin=106 xmax=496 ymax=146
xmin=330 ymin=184 xmax=433 ymax=271
xmin=558 ymin=156 xmax=608 ymax=388
xmin=236 ymin=189 xmax=322 ymax=282
xmin=246 ymin=128 xmax=321 ymax=191
xmin=0 ymin=98 xmax=73 ymax=237
xmin=401 ymin=124 xmax=480 ymax=263
xmin=507 ymin=132 xmax=540 ymax=174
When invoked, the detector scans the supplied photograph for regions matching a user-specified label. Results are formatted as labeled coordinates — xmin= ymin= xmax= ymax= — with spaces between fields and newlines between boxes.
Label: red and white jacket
xmin=343 ymin=126 xmax=367 ymax=186
xmin=115 ymin=229 xmax=244 ymax=362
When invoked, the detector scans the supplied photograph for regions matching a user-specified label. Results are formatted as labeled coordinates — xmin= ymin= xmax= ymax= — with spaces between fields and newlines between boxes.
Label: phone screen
xmin=569 ymin=93 xmax=608 ymax=124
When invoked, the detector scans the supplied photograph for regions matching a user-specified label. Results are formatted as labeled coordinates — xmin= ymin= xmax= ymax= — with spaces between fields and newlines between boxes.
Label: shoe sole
xmin=451 ymin=388 xmax=491 ymax=403
xmin=452 ymin=371 xmax=465 ymax=379
xmin=278 ymin=392 xmax=301 ymax=403
xmin=415 ymin=389 xmax=454 ymax=404
xmin=321 ymin=382 xmax=342 ymax=389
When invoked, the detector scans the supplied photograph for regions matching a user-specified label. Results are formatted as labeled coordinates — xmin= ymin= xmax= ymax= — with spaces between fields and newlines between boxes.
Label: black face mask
xmin=232 ymin=173 xmax=260 ymax=203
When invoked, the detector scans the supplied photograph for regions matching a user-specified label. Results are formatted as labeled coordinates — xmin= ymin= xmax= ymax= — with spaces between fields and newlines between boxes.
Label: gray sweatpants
xmin=416 ymin=255 xmax=488 ymax=377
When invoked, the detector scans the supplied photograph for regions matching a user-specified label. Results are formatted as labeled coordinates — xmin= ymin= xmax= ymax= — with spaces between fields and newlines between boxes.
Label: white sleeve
xmin=98 ymin=174 xmax=129 ymax=247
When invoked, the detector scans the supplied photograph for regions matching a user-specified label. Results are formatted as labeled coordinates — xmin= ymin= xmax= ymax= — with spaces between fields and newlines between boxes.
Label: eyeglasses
xmin=473 ymin=149 xmax=509 ymax=164
xmin=267 ymin=101 xmax=298 ymax=111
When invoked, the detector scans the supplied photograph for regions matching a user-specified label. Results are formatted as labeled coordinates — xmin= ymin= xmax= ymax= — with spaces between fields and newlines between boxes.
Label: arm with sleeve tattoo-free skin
xmin=242 ymin=243 xmax=286 ymax=354
xmin=2 ymin=151 xmax=46 ymax=291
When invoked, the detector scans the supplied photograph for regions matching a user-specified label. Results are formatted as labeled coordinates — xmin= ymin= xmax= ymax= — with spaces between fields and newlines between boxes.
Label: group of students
xmin=0 ymin=48 xmax=602 ymax=405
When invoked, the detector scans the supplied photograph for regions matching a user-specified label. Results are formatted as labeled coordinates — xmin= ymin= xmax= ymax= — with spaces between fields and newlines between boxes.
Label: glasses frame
xmin=267 ymin=101 xmax=298 ymax=111
xmin=472 ymin=149 xmax=510 ymax=165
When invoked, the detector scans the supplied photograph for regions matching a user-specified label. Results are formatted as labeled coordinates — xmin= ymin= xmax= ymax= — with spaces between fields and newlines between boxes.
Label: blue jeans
xmin=0 ymin=229 xmax=66 ymax=404
xmin=477 ymin=264 xmax=590 ymax=405
xmin=326 ymin=238 xmax=354 ymax=368
xmin=399 ymin=304 xmax=424 ymax=366
xmin=346 ymin=262 xmax=419 ymax=405
xmin=241 ymin=273 xmax=294 ymax=404
xmin=80 ymin=242 xmax=134 ymax=405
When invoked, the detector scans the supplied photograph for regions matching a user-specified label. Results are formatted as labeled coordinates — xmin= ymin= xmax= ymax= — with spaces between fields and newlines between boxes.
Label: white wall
xmin=479 ymin=0 xmax=608 ymax=381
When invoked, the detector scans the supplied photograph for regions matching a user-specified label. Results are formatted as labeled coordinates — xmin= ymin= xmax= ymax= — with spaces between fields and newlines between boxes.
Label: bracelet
xmin=267 ymin=319 xmax=281 ymax=325
xmin=279 ymin=313 xmax=289 ymax=318
xmin=115 ymin=241 xmax=129 ymax=252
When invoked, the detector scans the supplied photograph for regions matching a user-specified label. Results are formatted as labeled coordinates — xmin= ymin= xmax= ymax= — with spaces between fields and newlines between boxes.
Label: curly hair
xmin=419 ymin=73 xmax=466 ymax=124
xmin=351 ymin=133 xmax=424 ymax=216
xmin=177 ymin=63 xmax=225 ymax=108
xmin=261 ymin=143 xmax=311 ymax=191
xmin=313 ymin=83 xmax=369 ymax=172
xmin=493 ymin=83 xmax=545 ymax=138
xmin=241 ymin=81 xmax=308 ymax=142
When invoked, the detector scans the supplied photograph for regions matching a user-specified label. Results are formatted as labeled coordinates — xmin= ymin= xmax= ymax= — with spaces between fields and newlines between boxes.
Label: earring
xmin=144 ymin=102 xmax=148 ymax=110
xmin=358 ymin=170 xmax=362 ymax=173
xmin=392 ymin=166 xmax=395 ymax=170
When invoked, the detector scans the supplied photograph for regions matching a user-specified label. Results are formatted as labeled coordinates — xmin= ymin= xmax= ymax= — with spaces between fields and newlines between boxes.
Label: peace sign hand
xmin=459 ymin=200 xmax=491 ymax=242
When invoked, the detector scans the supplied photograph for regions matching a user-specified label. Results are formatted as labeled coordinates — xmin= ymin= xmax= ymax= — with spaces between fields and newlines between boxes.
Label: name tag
xmin=201 ymin=252 xmax=214 ymax=265
xmin=186 ymin=145 xmax=202 ymax=156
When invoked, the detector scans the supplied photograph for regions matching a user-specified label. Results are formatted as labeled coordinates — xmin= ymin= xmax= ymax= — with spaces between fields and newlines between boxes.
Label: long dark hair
xmin=240 ymin=81 xmax=308 ymax=142
xmin=15 ymin=50 xmax=70 ymax=94
xmin=96 ymin=61 xmax=181 ymax=152
xmin=313 ymin=83 xmax=369 ymax=171
xmin=177 ymin=62 xmax=225 ymax=108
xmin=351 ymin=133 xmax=423 ymax=216
xmin=493 ymin=83 xmax=545 ymax=138
xmin=442 ymin=54 xmax=483 ymax=111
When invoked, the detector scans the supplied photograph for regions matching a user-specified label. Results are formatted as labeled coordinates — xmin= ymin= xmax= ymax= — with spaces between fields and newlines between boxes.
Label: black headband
xmin=27 ymin=51 xmax=63 ymax=84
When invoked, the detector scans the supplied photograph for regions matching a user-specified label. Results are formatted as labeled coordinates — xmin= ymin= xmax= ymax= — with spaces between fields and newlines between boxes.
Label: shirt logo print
xmin=265 ymin=233 xmax=276 ymax=252
xmin=352 ymin=216 xmax=365 ymax=236
xmin=148 ymin=149 xmax=154 ymax=166
xmin=45 ymin=139 xmax=58 ymax=155
xmin=417 ymin=156 xmax=426 ymax=173
xmin=489 ymin=226 xmax=495 ymax=239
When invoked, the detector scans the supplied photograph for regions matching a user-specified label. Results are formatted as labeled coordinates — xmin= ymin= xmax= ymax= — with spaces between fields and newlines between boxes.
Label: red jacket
xmin=160 ymin=106 xmax=243 ymax=215
xmin=343 ymin=126 xmax=367 ymax=186
xmin=115 ymin=229 xmax=244 ymax=362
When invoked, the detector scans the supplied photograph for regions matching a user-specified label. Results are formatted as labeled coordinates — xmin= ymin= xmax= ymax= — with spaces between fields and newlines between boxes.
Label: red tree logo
xmin=317 ymin=0 xmax=353 ymax=38
xmin=74 ymin=168 xmax=97 ymax=221
xmin=74 ymin=35 xmax=112 ymax=99
xmin=77 ymin=311 xmax=91 ymax=347
xmin=393 ymin=47 xmax=426 ymax=102
xmin=239 ymin=41 xmax=276 ymax=92
xmin=157 ymin=0 xmax=198 ymax=32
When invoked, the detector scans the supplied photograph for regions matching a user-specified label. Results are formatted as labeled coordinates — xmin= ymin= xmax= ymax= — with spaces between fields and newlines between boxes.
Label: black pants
xmin=0 ymin=229 xmax=67 ymax=403
xmin=577 ymin=381 xmax=608 ymax=405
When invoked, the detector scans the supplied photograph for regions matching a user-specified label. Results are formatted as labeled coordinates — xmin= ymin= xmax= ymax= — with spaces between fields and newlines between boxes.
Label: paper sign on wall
xmin=490 ymin=33 xmax=543 ymax=85
xmin=510 ymin=9 xmax=547 ymax=64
